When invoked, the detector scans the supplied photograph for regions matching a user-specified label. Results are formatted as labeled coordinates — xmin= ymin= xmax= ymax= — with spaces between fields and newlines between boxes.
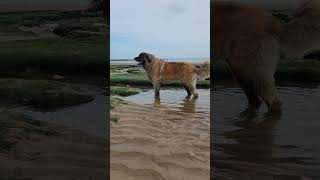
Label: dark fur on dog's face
xmin=134 ymin=52 xmax=155 ymax=65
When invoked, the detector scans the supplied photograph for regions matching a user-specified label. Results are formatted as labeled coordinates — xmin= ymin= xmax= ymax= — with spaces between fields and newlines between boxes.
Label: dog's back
xmin=160 ymin=61 xmax=196 ymax=81
xmin=213 ymin=0 xmax=320 ymax=59
xmin=212 ymin=1 xmax=281 ymax=59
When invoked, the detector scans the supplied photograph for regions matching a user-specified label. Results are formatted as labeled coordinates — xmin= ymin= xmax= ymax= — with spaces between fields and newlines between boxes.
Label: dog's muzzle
xmin=134 ymin=57 xmax=144 ymax=65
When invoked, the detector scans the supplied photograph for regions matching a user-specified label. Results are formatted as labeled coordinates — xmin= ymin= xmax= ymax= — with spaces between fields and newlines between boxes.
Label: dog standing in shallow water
xmin=134 ymin=52 xmax=210 ymax=98
xmin=213 ymin=0 xmax=320 ymax=112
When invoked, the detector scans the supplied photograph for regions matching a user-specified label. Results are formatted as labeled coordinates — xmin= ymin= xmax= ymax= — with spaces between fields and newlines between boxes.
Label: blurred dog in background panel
xmin=213 ymin=0 xmax=320 ymax=112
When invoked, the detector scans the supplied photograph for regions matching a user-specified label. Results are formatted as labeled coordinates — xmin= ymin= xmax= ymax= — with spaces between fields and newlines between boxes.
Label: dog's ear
xmin=203 ymin=61 xmax=210 ymax=67
xmin=144 ymin=53 xmax=154 ymax=63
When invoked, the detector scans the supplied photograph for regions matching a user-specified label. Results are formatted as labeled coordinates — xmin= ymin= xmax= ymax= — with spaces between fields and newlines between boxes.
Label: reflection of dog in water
xmin=222 ymin=111 xmax=282 ymax=167
xmin=179 ymin=97 xmax=197 ymax=113
xmin=134 ymin=52 xmax=210 ymax=98
xmin=153 ymin=97 xmax=197 ymax=114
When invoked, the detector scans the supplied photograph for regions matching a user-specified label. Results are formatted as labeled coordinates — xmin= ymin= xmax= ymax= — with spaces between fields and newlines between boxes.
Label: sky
xmin=110 ymin=0 xmax=210 ymax=59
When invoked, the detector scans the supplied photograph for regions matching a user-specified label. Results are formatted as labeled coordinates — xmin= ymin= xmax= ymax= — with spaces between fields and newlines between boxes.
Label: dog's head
xmin=195 ymin=61 xmax=211 ymax=80
xmin=134 ymin=52 xmax=155 ymax=66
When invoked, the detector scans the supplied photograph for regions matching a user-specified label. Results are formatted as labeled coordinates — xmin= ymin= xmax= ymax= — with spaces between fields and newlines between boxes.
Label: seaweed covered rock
xmin=0 ymin=79 xmax=95 ymax=109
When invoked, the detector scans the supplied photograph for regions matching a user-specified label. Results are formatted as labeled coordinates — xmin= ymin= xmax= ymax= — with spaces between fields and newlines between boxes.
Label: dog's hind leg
xmin=191 ymin=78 xmax=199 ymax=98
xmin=227 ymin=34 xmax=281 ymax=112
xmin=182 ymin=82 xmax=192 ymax=97
xmin=258 ymin=74 xmax=282 ymax=112
xmin=185 ymin=80 xmax=198 ymax=98
xmin=191 ymin=87 xmax=198 ymax=98
xmin=239 ymin=72 xmax=281 ymax=112
xmin=238 ymin=76 xmax=263 ymax=111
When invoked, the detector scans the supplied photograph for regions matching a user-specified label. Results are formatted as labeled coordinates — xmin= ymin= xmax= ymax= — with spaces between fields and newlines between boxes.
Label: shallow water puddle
xmin=123 ymin=88 xmax=210 ymax=114
xmin=8 ymin=95 xmax=108 ymax=138
xmin=111 ymin=88 xmax=210 ymax=180
xmin=213 ymin=83 xmax=320 ymax=179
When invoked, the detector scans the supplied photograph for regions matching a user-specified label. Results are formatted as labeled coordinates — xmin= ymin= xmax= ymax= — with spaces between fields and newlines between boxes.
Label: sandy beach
xmin=110 ymin=100 xmax=210 ymax=180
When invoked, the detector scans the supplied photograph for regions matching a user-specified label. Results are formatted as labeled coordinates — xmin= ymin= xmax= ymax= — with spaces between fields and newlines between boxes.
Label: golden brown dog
xmin=213 ymin=0 xmax=320 ymax=112
xmin=134 ymin=52 xmax=210 ymax=98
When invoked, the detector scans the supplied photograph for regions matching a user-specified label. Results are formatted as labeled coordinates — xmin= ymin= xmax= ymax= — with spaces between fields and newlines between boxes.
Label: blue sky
xmin=110 ymin=0 xmax=210 ymax=59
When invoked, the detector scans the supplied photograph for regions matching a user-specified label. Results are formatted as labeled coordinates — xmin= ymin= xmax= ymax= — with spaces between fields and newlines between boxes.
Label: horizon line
xmin=111 ymin=57 xmax=210 ymax=60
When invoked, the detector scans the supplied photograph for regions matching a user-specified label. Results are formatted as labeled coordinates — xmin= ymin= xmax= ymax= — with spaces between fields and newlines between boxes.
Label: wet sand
xmin=0 ymin=111 xmax=106 ymax=180
xmin=0 ymin=82 xmax=107 ymax=180
xmin=212 ymin=82 xmax=320 ymax=179
xmin=111 ymin=89 xmax=210 ymax=180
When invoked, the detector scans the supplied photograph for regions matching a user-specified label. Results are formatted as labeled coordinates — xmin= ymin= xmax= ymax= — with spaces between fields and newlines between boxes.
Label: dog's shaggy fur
xmin=213 ymin=0 xmax=320 ymax=112
xmin=134 ymin=53 xmax=210 ymax=98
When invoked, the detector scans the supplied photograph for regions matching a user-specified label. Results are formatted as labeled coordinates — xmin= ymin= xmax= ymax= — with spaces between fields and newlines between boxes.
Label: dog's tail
xmin=278 ymin=0 xmax=320 ymax=58
xmin=195 ymin=61 xmax=210 ymax=80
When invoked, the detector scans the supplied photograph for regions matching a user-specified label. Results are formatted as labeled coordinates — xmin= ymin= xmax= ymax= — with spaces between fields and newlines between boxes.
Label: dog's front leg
xmin=153 ymin=82 xmax=161 ymax=98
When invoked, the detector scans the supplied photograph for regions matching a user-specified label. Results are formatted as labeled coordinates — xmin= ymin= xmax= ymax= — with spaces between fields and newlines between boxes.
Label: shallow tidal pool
xmin=212 ymin=82 xmax=320 ymax=179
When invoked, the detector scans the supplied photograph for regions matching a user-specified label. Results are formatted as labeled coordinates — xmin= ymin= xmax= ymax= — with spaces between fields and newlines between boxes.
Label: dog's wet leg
xmin=182 ymin=82 xmax=192 ymax=97
xmin=191 ymin=79 xmax=199 ymax=98
xmin=185 ymin=80 xmax=198 ymax=98
xmin=247 ymin=93 xmax=263 ymax=112
xmin=259 ymin=75 xmax=282 ymax=112
xmin=226 ymin=34 xmax=280 ymax=112
xmin=153 ymin=82 xmax=161 ymax=98
xmin=245 ymin=83 xmax=263 ymax=111
xmin=234 ymin=73 xmax=263 ymax=111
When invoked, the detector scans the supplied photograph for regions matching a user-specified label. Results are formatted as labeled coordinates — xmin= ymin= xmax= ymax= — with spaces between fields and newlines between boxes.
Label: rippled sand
xmin=111 ymin=95 xmax=210 ymax=180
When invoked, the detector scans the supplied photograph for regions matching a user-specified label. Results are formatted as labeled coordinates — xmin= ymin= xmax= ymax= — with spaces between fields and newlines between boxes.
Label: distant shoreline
xmin=111 ymin=58 xmax=210 ymax=61
xmin=110 ymin=58 xmax=210 ymax=65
